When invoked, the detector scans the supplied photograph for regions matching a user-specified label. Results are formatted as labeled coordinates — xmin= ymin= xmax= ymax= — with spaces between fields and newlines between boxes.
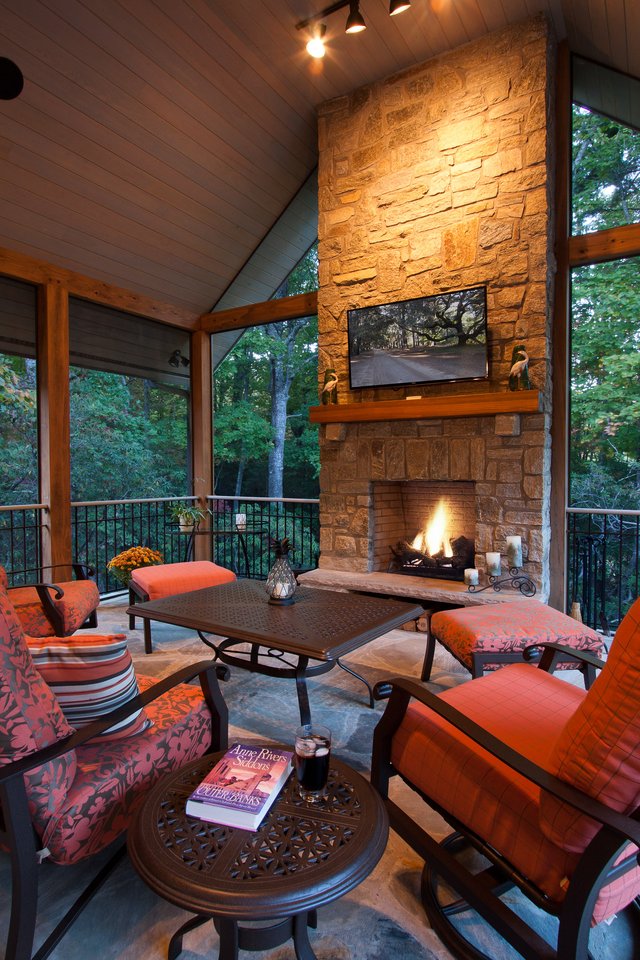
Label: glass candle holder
xmin=266 ymin=538 xmax=297 ymax=605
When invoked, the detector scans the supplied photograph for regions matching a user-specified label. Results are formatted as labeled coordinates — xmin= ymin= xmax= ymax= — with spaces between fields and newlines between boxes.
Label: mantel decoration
xmin=508 ymin=344 xmax=531 ymax=390
xmin=265 ymin=537 xmax=298 ymax=605
xmin=319 ymin=347 xmax=338 ymax=405
xmin=467 ymin=564 xmax=536 ymax=598
xmin=107 ymin=546 xmax=164 ymax=586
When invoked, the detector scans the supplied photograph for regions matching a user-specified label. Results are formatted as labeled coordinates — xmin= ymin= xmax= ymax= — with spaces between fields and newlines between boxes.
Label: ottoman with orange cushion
xmin=422 ymin=598 xmax=604 ymax=686
xmin=129 ymin=561 xmax=236 ymax=653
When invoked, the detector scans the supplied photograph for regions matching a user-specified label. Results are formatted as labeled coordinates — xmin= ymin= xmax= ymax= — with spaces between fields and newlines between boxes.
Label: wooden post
xmin=37 ymin=280 xmax=72 ymax=575
xmin=191 ymin=330 xmax=213 ymax=562
xmin=549 ymin=41 xmax=571 ymax=612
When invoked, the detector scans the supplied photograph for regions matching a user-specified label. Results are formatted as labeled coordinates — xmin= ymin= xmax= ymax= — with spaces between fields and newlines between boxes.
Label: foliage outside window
xmin=213 ymin=243 xmax=319 ymax=501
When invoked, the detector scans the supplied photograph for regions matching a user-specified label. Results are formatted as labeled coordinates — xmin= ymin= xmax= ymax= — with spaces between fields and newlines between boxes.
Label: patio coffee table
xmin=127 ymin=579 xmax=422 ymax=724
xmin=127 ymin=751 xmax=389 ymax=960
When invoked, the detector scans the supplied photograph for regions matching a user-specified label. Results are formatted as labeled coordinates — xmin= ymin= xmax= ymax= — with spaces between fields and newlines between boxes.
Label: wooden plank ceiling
xmin=0 ymin=0 xmax=637 ymax=317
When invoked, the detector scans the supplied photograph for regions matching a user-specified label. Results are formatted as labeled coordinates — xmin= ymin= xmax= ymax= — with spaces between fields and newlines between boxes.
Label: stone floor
xmin=1 ymin=598 xmax=636 ymax=960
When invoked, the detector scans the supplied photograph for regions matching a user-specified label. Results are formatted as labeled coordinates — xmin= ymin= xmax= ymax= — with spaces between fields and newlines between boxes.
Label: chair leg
xmin=128 ymin=588 xmax=136 ymax=630
xmin=144 ymin=619 xmax=153 ymax=655
xmin=87 ymin=609 xmax=98 ymax=629
xmin=4 ymin=801 xmax=39 ymax=960
xmin=421 ymin=615 xmax=437 ymax=681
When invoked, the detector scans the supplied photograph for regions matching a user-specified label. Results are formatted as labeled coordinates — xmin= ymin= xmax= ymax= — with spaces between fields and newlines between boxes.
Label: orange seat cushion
xmin=542 ymin=597 xmax=640 ymax=853
xmin=391 ymin=664 xmax=640 ymax=923
xmin=430 ymin=599 xmax=603 ymax=671
xmin=9 ymin=580 xmax=100 ymax=638
xmin=131 ymin=561 xmax=236 ymax=600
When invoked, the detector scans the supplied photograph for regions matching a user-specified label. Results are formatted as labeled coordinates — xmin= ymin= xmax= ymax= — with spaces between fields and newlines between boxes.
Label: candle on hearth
xmin=464 ymin=568 xmax=479 ymax=586
xmin=506 ymin=535 xmax=523 ymax=569
xmin=486 ymin=552 xmax=502 ymax=577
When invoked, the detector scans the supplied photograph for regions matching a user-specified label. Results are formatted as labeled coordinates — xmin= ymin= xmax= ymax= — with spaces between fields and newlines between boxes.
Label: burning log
xmin=388 ymin=535 xmax=475 ymax=581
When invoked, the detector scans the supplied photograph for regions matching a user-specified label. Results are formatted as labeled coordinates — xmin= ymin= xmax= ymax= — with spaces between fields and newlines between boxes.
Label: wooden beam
xmin=37 ymin=280 xmax=72 ymax=574
xmin=549 ymin=40 xmax=571 ymax=612
xmin=190 ymin=330 xmax=213 ymax=562
xmin=199 ymin=291 xmax=318 ymax=333
xmin=569 ymin=223 xmax=640 ymax=266
xmin=0 ymin=246 xmax=199 ymax=330
xmin=309 ymin=391 xmax=542 ymax=424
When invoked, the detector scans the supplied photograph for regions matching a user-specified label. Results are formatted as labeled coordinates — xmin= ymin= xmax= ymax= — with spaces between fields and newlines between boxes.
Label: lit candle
xmin=464 ymin=568 xmax=479 ymax=586
xmin=486 ymin=552 xmax=501 ymax=577
xmin=506 ymin=535 xmax=523 ymax=569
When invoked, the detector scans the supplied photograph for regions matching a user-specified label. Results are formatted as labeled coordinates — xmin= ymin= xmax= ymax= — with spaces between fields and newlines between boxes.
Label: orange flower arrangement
xmin=107 ymin=546 xmax=163 ymax=585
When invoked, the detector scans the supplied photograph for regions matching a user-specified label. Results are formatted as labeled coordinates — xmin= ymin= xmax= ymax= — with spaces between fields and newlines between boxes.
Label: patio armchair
xmin=1 ymin=562 xmax=100 ymax=638
xmin=0 ymin=576 xmax=229 ymax=960
xmin=371 ymin=599 xmax=640 ymax=960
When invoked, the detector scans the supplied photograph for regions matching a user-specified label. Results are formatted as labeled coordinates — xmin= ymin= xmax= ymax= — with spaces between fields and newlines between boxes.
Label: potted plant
xmin=169 ymin=502 xmax=207 ymax=533
xmin=107 ymin=546 xmax=164 ymax=586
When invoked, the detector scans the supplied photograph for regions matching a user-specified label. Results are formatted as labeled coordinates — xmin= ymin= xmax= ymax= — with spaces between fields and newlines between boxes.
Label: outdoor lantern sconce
xmin=296 ymin=0 xmax=411 ymax=58
xmin=168 ymin=349 xmax=190 ymax=368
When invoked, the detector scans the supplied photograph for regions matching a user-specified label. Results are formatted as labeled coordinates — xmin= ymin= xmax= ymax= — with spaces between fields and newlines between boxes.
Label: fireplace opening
xmin=387 ymin=495 xmax=474 ymax=581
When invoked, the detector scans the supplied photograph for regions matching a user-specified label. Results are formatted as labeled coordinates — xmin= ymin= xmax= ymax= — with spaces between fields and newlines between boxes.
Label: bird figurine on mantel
xmin=319 ymin=347 xmax=339 ymax=405
xmin=508 ymin=344 xmax=531 ymax=391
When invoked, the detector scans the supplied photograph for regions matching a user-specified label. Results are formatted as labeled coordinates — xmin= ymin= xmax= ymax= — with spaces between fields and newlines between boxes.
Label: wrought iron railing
xmin=208 ymin=496 xmax=320 ymax=580
xmin=567 ymin=507 xmax=640 ymax=633
xmin=72 ymin=497 xmax=196 ymax=594
xmin=0 ymin=504 xmax=46 ymax=585
xmin=2 ymin=495 xmax=320 ymax=595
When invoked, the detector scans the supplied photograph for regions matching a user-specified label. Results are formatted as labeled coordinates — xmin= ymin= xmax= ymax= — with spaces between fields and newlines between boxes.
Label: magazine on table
xmin=186 ymin=743 xmax=293 ymax=831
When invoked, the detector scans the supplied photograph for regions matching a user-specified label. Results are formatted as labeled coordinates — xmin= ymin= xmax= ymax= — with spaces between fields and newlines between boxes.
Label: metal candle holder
xmin=467 ymin=566 xmax=536 ymax=597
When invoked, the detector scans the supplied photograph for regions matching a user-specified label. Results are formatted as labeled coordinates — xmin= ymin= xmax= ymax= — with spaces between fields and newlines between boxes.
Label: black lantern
xmin=266 ymin=537 xmax=298 ymax=605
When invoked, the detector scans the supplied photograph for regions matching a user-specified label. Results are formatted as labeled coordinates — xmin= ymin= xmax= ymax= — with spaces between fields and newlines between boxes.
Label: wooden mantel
xmin=309 ymin=390 xmax=543 ymax=423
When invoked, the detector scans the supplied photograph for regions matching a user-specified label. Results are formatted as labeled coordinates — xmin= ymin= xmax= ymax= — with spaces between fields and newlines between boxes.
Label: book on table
xmin=186 ymin=742 xmax=294 ymax=830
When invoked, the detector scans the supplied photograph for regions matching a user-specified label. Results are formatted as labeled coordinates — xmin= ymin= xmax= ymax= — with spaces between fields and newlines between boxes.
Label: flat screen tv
xmin=347 ymin=285 xmax=488 ymax=390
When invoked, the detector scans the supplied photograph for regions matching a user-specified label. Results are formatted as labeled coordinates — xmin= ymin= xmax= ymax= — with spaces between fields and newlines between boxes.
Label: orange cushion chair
xmin=423 ymin=598 xmax=604 ymax=685
xmin=129 ymin=560 xmax=236 ymax=653
xmin=1 ymin=563 xmax=100 ymax=639
xmin=0 ymin=569 xmax=228 ymax=960
xmin=371 ymin=599 xmax=640 ymax=960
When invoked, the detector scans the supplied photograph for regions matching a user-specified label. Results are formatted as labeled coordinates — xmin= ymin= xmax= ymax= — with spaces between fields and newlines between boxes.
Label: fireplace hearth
xmin=388 ymin=534 xmax=475 ymax=581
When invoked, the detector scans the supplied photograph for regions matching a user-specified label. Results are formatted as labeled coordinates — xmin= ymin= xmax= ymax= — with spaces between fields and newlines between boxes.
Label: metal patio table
xmin=127 ymin=752 xmax=389 ymax=960
xmin=127 ymin=578 xmax=422 ymax=724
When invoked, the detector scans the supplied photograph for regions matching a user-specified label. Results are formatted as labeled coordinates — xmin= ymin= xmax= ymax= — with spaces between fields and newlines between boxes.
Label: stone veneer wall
xmin=316 ymin=16 xmax=556 ymax=597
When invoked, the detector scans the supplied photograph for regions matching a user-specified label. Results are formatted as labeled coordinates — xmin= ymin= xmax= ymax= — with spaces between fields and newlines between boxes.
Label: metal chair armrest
xmin=0 ymin=660 xmax=229 ymax=786
xmin=523 ymin=640 xmax=607 ymax=672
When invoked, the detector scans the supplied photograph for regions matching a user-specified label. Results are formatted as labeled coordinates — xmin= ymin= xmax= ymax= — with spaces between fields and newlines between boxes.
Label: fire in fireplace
xmin=388 ymin=500 xmax=474 ymax=581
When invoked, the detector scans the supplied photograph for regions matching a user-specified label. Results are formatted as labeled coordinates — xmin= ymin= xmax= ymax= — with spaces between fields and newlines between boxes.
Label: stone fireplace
xmin=314 ymin=16 xmax=555 ymax=601
xmin=372 ymin=480 xmax=476 ymax=578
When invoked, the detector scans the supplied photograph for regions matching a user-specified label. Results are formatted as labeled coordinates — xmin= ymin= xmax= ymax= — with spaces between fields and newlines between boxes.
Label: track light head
xmin=345 ymin=2 xmax=366 ymax=33
xmin=389 ymin=0 xmax=411 ymax=14
xmin=306 ymin=23 xmax=327 ymax=58
xmin=169 ymin=349 xmax=189 ymax=368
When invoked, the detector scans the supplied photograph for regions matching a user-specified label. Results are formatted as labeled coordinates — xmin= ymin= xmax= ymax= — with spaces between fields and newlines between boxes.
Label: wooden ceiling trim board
xmin=0 ymin=246 xmax=198 ymax=329
xmin=200 ymin=291 xmax=318 ymax=334
xmin=0 ymin=122 xmax=247 ymax=271
xmin=7 ymin=64 xmax=287 ymax=235
xmin=0 ymin=185 xmax=220 ymax=296
xmin=569 ymin=222 xmax=640 ymax=265
xmin=136 ymin=0 xmax=318 ymax=153
xmin=35 ymin=0 xmax=312 ymax=190
xmin=3 ymin=64 xmax=277 ymax=245
xmin=74 ymin=1 xmax=316 ymax=186
xmin=0 ymin=206 xmax=213 ymax=311
xmin=1 ymin=158 xmax=234 ymax=282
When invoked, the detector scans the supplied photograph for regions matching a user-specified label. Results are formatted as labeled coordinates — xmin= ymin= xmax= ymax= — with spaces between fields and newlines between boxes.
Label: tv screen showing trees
xmin=347 ymin=286 xmax=488 ymax=389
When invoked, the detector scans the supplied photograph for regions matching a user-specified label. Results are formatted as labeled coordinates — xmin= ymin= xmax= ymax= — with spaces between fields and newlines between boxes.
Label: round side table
xmin=127 ymin=752 xmax=389 ymax=960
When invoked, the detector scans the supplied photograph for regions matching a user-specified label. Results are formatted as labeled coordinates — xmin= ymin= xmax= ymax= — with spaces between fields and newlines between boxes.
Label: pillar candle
xmin=486 ymin=552 xmax=501 ymax=577
xmin=464 ymin=568 xmax=479 ymax=586
xmin=506 ymin=535 xmax=523 ymax=569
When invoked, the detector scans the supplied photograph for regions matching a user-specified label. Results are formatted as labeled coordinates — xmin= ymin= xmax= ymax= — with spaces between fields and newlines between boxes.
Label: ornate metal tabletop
xmin=127 ymin=580 xmax=423 ymax=723
xmin=128 ymin=752 xmax=389 ymax=960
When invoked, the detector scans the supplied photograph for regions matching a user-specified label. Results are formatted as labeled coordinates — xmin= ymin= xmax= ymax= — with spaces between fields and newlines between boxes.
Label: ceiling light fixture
xmin=295 ymin=0 xmax=411 ymax=55
xmin=306 ymin=23 xmax=327 ymax=59
xmin=389 ymin=0 xmax=411 ymax=14
xmin=345 ymin=1 xmax=366 ymax=33
xmin=168 ymin=349 xmax=189 ymax=368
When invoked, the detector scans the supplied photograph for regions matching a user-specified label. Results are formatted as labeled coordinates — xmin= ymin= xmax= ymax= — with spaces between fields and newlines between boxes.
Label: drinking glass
xmin=294 ymin=723 xmax=331 ymax=802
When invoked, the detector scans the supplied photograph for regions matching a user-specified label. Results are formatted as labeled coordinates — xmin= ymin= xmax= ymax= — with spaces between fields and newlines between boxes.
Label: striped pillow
xmin=27 ymin=634 xmax=152 ymax=741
